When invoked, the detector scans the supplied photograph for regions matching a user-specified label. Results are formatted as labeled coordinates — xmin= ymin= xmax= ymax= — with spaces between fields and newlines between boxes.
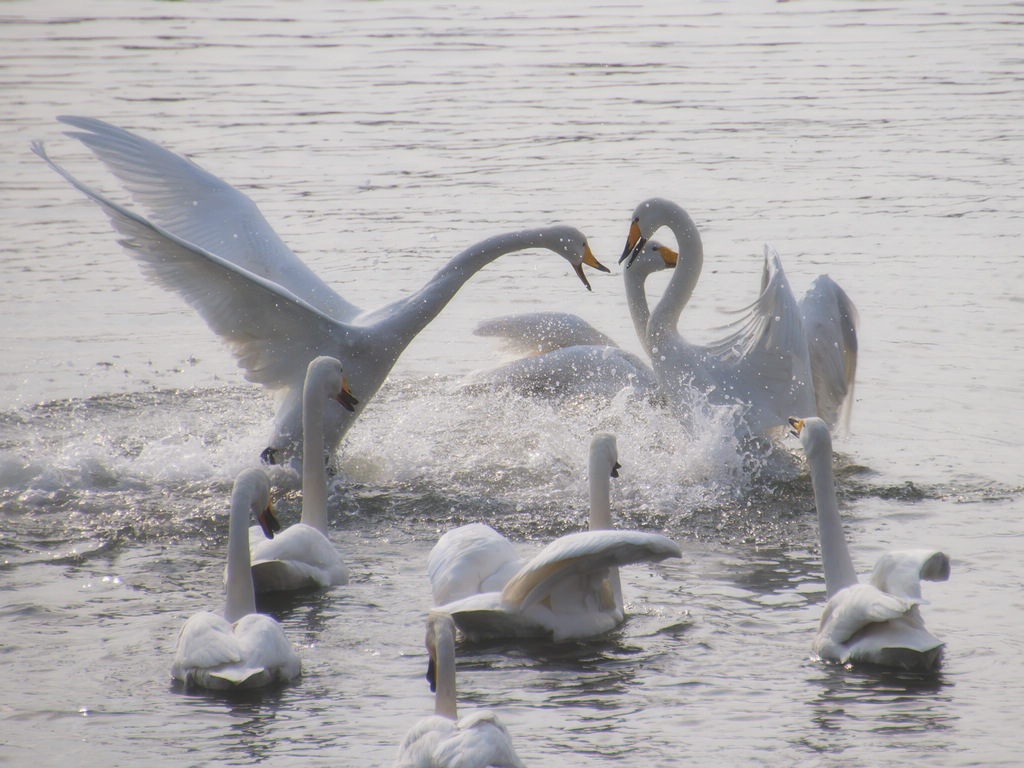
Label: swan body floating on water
xmin=248 ymin=356 xmax=356 ymax=593
xmin=792 ymin=417 xmax=950 ymax=670
xmin=429 ymin=433 xmax=681 ymax=641
xmin=395 ymin=612 xmax=525 ymax=768
xmin=171 ymin=468 xmax=302 ymax=689
xmin=621 ymin=198 xmax=858 ymax=433
xmin=467 ymin=240 xmax=678 ymax=399
xmin=33 ymin=117 xmax=608 ymax=466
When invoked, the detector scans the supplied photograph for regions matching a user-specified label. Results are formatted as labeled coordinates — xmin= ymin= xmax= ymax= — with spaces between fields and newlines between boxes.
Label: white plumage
xmin=429 ymin=433 xmax=681 ymax=641
xmin=33 ymin=117 xmax=608 ymax=466
xmin=171 ymin=468 xmax=301 ymax=689
xmin=792 ymin=417 xmax=950 ymax=670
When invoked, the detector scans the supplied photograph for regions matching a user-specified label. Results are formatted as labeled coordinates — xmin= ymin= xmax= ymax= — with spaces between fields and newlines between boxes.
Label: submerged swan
xmin=429 ymin=433 xmax=681 ymax=641
xmin=467 ymin=240 xmax=678 ymax=398
xmin=394 ymin=612 xmax=525 ymax=768
xmin=248 ymin=356 xmax=356 ymax=593
xmin=33 ymin=117 xmax=608 ymax=466
xmin=171 ymin=468 xmax=302 ymax=689
xmin=792 ymin=417 xmax=950 ymax=670
xmin=621 ymin=198 xmax=859 ymax=433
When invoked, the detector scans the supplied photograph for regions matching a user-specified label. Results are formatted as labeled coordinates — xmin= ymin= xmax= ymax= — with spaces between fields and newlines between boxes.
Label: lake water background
xmin=2 ymin=1 xmax=1023 ymax=765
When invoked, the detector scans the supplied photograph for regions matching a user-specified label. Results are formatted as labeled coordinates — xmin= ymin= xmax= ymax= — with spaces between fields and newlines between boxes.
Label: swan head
xmin=540 ymin=225 xmax=609 ymax=291
xmin=620 ymin=197 xmax=696 ymax=266
xmin=306 ymin=356 xmax=358 ymax=412
xmin=624 ymin=239 xmax=678 ymax=277
xmin=234 ymin=467 xmax=280 ymax=539
xmin=424 ymin=611 xmax=457 ymax=693
xmin=590 ymin=432 xmax=621 ymax=478
xmin=789 ymin=416 xmax=832 ymax=457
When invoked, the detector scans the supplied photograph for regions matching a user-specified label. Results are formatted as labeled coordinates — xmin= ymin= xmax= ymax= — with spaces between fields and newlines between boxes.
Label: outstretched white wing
xmin=799 ymin=274 xmax=859 ymax=430
xmin=870 ymin=549 xmax=950 ymax=603
xmin=53 ymin=116 xmax=360 ymax=322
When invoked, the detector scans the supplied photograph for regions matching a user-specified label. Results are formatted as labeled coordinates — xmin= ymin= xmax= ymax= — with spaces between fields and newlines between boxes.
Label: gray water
xmin=3 ymin=1 xmax=1023 ymax=765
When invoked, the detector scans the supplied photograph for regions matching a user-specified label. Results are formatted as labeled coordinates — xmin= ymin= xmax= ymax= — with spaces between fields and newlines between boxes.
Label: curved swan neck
xmin=645 ymin=204 xmax=703 ymax=343
xmin=224 ymin=480 xmax=258 ymax=623
xmin=430 ymin=615 xmax=459 ymax=720
xmin=379 ymin=227 xmax=571 ymax=344
xmin=804 ymin=427 xmax=859 ymax=598
xmin=301 ymin=368 xmax=330 ymax=534
xmin=624 ymin=267 xmax=652 ymax=350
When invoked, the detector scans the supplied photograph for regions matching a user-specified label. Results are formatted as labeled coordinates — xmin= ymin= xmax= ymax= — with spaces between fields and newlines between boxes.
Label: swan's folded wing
xmin=172 ymin=611 xmax=242 ymax=674
xmin=427 ymin=523 xmax=522 ymax=605
xmin=433 ymin=712 xmax=525 ymax=768
xmin=819 ymin=583 xmax=912 ymax=645
xmin=869 ymin=549 xmax=950 ymax=603
xmin=475 ymin=311 xmax=619 ymax=355
xmin=232 ymin=613 xmax=302 ymax=682
xmin=707 ymin=245 xmax=817 ymax=424
xmin=34 ymin=140 xmax=357 ymax=390
xmin=799 ymin=274 xmax=859 ymax=430
xmin=53 ymin=116 xmax=358 ymax=321
xmin=500 ymin=530 xmax=681 ymax=611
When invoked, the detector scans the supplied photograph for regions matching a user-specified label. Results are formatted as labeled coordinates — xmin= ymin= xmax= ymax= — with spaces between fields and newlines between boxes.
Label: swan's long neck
xmin=646 ymin=205 xmax=703 ymax=347
xmin=624 ymin=265 xmax=653 ymax=351
xmin=432 ymin=619 xmax=459 ymax=720
xmin=224 ymin=485 xmax=257 ymax=624
xmin=301 ymin=374 xmax=329 ymax=534
xmin=376 ymin=228 xmax=566 ymax=345
xmin=807 ymin=436 xmax=859 ymax=598
xmin=588 ymin=456 xmax=613 ymax=532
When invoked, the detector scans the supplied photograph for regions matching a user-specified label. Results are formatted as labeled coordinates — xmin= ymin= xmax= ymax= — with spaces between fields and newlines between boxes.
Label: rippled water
xmin=3 ymin=1 xmax=1023 ymax=765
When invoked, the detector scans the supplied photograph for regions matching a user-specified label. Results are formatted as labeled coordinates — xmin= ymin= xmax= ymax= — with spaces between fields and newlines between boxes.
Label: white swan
xmin=171 ymin=468 xmax=302 ymax=689
xmin=395 ymin=612 xmax=525 ymax=768
xmin=621 ymin=198 xmax=858 ymax=433
xmin=32 ymin=117 xmax=608 ymax=466
xmin=247 ymin=356 xmax=355 ymax=593
xmin=466 ymin=240 xmax=678 ymax=398
xmin=791 ymin=417 xmax=950 ymax=670
xmin=429 ymin=433 xmax=681 ymax=641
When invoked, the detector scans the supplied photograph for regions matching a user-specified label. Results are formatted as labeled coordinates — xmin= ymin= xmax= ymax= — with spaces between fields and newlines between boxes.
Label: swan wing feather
xmin=34 ymin=140 xmax=357 ymax=391
xmin=52 ymin=116 xmax=358 ymax=321
xmin=475 ymin=311 xmax=619 ymax=354
xmin=427 ymin=524 xmax=521 ymax=605
xmin=869 ymin=549 xmax=950 ymax=603
xmin=171 ymin=611 xmax=243 ymax=677
xmin=501 ymin=529 xmax=681 ymax=610
xmin=799 ymin=274 xmax=859 ymax=430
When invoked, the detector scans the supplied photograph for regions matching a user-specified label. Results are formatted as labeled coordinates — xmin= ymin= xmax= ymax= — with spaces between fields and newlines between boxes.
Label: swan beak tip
xmin=583 ymin=244 xmax=610 ymax=274
xmin=258 ymin=503 xmax=282 ymax=539
xmin=573 ymin=263 xmax=593 ymax=291
xmin=336 ymin=375 xmax=359 ymax=412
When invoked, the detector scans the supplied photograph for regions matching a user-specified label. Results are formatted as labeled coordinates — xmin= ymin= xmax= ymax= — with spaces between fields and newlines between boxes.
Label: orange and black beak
xmin=788 ymin=417 xmax=805 ymax=438
xmin=620 ymin=218 xmax=647 ymax=266
xmin=573 ymin=242 xmax=610 ymax=291
xmin=335 ymin=374 xmax=359 ymax=412
xmin=258 ymin=500 xmax=282 ymax=539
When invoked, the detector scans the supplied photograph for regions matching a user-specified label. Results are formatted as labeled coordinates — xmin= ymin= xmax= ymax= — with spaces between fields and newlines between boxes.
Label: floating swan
xmin=791 ymin=417 xmax=950 ymax=670
xmin=33 ymin=117 xmax=608 ymax=467
xmin=171 ymin=468 xmax=302 ymax=689
xmin=429 ymin=433 xmax=681 ymax=641
xmin=248 ymin=356 xmax=356 ymax=593
xmin=466 ymin=240 xmax=677 ymax=399
xmin=621 ymin=198 xmax=858 ymax=433
xmin=394 ymin=612 xmax=525 ymax=768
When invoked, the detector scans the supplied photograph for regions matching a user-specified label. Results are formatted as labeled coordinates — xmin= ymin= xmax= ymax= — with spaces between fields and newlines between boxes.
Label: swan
xmin=466 ymin=240 xmax=679 ymax=398
xmin=394 ymin=612 xmax=525 ymax=768
xmin=247 ymin=356 xmax=356 ymax=593
xmin=621 ymin=198 xmax=858 ymax=433
xmin=429 ymin=433 xmax=681 ymax=641
xmin=791 ymin=417 xmax=950 ymax=670
xmin=171 ymin=468 xmax=302 ymax=689
xmin=32 ymin=117 xmax=609 ymax=467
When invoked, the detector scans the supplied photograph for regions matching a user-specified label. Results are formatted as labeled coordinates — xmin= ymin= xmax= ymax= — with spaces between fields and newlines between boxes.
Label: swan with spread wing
xmin=428 ymin=433 xmax=681 ymax=641
xmin=33 ymin=117 xmax=608 ymax=467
